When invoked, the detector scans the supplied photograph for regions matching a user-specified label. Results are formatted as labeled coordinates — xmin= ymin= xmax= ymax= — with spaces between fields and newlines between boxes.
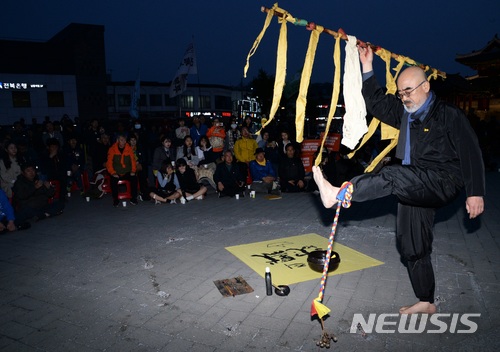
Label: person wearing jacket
xmin=313 ymin=45 xmax=485 ymax=315
xmin=279 ymin=143 xmax=306 ymax=192
xmin=106 ymin=134 xmax=138 ymax=207
xmin=214 ymin=150 xmax=246 ymax=197
xmin=234 ymin=127 xmax=258 ymax=180
xmin=206 ymin=118 xmax=226 ymax=159
xmin=12 ymin=162 xmax=64 ymax=223
xmin=249 ymin=148 xmax=280 ymax=195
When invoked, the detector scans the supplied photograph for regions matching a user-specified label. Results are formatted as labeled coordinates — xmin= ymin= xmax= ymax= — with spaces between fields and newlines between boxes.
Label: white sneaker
xmin=196 ymin=195 xmax=204 ymax=200
xmin=186 ymin=195 xmax=194 ymax=201
xmin=180 ymin=197 xmax=186 ymax=204
xmin=170 ymin=199 xmax=177 ymax=204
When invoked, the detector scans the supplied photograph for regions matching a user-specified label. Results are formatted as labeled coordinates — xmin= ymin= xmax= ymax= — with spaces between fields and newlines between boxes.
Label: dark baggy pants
xmin=350 ymin=165 xmax=463 ymax=303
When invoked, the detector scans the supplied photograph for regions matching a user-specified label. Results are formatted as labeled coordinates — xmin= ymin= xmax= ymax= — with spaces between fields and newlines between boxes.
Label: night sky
xmin=1 ymin=1 xmax=498 ymax=86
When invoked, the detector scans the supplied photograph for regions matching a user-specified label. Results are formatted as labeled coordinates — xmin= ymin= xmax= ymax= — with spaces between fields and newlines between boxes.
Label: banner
xmin=176 ymin=42 xmax=197 ymax=75
xmin=169 ymin=43 xmax=197 ymax=98
xmin=129 ymin=74 xmax=140 ymax=119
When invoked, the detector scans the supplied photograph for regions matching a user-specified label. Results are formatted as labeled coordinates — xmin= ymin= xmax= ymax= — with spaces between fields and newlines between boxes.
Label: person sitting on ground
xmin=149 ymin=161 xmax=181 ymax=204
xmin=279 ymin=143 xmax=306 ymax=192
xmin=214 ymin=150 xmax=246 ymax=198
xmin=106 ymin=134 xmax=138 ymax=207
xmin=249 ymin=148 xmax=280 ymax=194
xmin=175 ymin=158 xmax=207 ymax=202
xmin=12 ymin=162 xmax=64 ymax=223
xmin=0 ymin=141 xmax=21 ymax=199
xmin=0 ymin=189 xmax=30 ymax=233
xmin=152 ymin=136 xmax=176 ymax=177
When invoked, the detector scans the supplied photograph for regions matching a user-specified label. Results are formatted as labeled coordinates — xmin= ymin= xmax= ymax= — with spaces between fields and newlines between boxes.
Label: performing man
xmin=313 ymin=44 xmax=485 ymax=315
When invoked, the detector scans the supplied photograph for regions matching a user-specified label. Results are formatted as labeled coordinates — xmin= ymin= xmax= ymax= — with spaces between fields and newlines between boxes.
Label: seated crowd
xmin=0 ymin=115 xmax=367 ymax=234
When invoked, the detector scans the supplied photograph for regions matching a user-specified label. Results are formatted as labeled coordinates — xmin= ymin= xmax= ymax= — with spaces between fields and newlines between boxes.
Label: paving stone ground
xmin=0 ymin=170 xmax=499 ymax=351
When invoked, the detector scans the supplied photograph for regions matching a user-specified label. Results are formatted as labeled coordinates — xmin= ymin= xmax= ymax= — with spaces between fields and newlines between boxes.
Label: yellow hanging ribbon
xmin=258 ymin=10 xmax=288 ymax=135
xmin=295 ymin=25 xmax=323 ymax=143
xmin=314 ymin=34 xmax=341 ymax=166
xmin=243 ymin=3 xmax=277 ymax=78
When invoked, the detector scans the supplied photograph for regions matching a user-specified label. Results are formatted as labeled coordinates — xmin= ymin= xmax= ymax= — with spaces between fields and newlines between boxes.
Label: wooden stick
xmin=260 ymin=5 xmax=446 ymax=78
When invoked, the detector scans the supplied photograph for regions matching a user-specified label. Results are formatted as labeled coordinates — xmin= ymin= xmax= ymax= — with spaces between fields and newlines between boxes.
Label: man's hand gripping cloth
xmin=342 ymin=35 xmax=368 ymax=150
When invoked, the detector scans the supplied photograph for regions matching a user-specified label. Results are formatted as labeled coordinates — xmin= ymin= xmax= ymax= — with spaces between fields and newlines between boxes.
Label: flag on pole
xmin=129 ymin=73 xmax=140 ymax=119
xmin=169 ymin=42 xmax=197 ymax=98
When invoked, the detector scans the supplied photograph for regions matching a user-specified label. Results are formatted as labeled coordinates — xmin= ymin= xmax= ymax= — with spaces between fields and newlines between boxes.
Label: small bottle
xmin=265 ymin=267 xmax=273 ymax=296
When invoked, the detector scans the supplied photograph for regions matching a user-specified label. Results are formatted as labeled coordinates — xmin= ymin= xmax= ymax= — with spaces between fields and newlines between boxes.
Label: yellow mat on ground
xmin=225 ymin=233 xmax=384 ymax=286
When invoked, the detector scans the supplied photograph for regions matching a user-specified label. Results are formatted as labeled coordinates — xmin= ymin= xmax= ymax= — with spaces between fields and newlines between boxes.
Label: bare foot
xmin=312 ymin=166 xmax=340 ymax=208
xmin=399 ymin=301 xmax=437 ymax=315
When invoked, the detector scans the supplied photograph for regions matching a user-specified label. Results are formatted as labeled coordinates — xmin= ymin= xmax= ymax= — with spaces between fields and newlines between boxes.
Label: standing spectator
xmin=106 ymin=134 xmax=138 ymax=207
xmin=279 ymin=143 xmax=306 ymax=192
xmin=206 ymin=118 xmax=226 ymax=160
xmin=0 ymin=141 xmax=21 ymax=198
xmin=190 ymin=116 xmax=208 ymax=147
xmin=175 ymin=119 xmax=190 ymax=148
xmin=41 ymin=121 xmax=64 ymax=147
xmin=225 ymin=119 xmax=241 ymax=153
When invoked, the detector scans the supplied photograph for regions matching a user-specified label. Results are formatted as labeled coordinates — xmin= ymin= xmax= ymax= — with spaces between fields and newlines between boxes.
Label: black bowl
xmin=307 ymin=250 xmax=341 ymax=272
xmin=274 ymin=285 xmax=290 ymax=296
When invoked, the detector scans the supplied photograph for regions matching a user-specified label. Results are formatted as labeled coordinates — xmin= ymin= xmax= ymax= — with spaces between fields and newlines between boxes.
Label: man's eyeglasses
xmin=396 ymin=80 xmax=426 ymax=100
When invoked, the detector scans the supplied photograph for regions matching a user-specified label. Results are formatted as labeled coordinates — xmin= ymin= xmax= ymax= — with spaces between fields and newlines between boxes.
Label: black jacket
xmin=214 ymin=162 xmax=245 ymax=186
xmin=13 ymin=175 xmax=55 ymax=211
xmin=363 ymin=75 xmax=485 ymax=197
xmin=278 ymin=156 xmax=305 ymax=186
